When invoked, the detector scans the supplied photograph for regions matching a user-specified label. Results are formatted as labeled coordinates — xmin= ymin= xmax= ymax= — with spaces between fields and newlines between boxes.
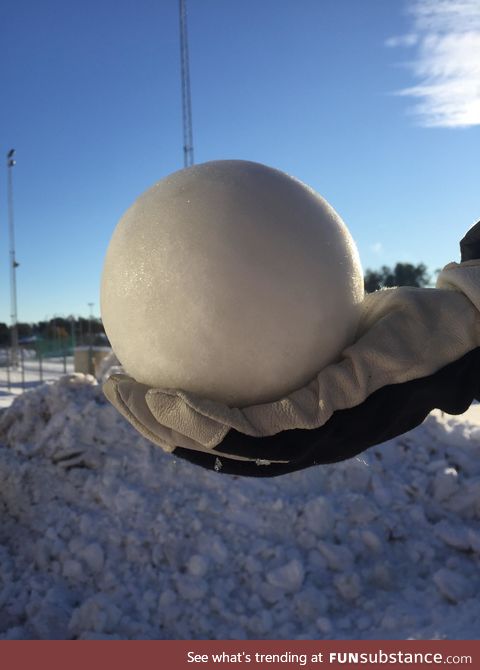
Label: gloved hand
xmin=104 ymin=221 xmax=480 ymax=477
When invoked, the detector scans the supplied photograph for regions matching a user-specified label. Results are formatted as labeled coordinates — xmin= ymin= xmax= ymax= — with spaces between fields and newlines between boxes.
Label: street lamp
xmin=6 ymin=149 xmax=20 ymax=368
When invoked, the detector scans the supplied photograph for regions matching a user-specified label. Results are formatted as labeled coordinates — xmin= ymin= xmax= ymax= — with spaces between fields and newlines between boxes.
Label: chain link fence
xmin=0 ymin=339 xmax=113 ymax=407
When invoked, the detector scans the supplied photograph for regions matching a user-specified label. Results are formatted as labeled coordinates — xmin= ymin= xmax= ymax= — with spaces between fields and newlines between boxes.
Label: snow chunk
xmin=333 ymin=573 xmax=361 ymax=601
xmin=432 ymin=467 xmax=459 ymax=502
xmin=316 ymin=617 xmax=333 ymax=635
xmin=69 ymin=594 xmax=121 ymax=636
xmin=317 ymin=541 xmax=354 ymax=572
xmin=433 ymin=569 xmax=473 ymax=603
xmin=187 ymin=555 xmax=209 ymax=578
xmin=303 ymin=497 xmax=335 ymax=536
xmin=79 ymin=543 xmax=105 ymax=574
xmin=360 ymin=529 xmax=383 ymax=553
xmin=468 ymin=528 xmax=480 ymax=553
xmin=176 ymin=576 xmax=208 ymax=601
xmin=62 ymin=560 xmax=83 ymax=581
xmin=345 ymin=494 xmax=379 ymax=524
xmin=434 ymin=521 xmax=470 ymax=550
xmin=266 ymin=559 xmax=305 ymax=593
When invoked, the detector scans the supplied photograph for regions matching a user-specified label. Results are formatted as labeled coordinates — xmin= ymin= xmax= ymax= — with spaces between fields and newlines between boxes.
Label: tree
xmin=364 ymin=262 xmax=431 ymax=293
xmin=17 ymin=322 xmax=33 ymax=339
xmin=0 ymin=323 xmax=9 ymax=347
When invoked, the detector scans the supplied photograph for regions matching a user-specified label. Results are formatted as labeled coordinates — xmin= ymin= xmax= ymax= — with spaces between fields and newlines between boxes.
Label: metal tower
xmin=6 ymin=149 xmax=19 ymax=368
xmin=179 ymin=0 xmax=194 ymax=167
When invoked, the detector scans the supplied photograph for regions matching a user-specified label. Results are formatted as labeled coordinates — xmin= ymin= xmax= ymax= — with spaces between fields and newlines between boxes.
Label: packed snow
xmin=0 ymin=374 xmax=480 ymax=639
xmin=101 ymin=161 xmax=363 ymax=406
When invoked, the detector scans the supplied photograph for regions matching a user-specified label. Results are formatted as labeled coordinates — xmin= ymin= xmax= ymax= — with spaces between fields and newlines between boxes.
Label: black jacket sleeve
xmin=173 ymin=347 xmax=480 ymax=476
xmin=460 ymin=221 xmax=480 ymax=262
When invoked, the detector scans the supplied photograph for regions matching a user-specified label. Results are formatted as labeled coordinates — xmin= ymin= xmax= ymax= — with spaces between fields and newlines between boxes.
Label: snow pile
xmin=0 ymin=375 xmax=480 ymax=639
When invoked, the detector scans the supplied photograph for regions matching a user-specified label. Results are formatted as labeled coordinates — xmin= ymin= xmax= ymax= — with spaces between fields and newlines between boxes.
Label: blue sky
xmin=0 ymin=0 xmax=479 ymax=323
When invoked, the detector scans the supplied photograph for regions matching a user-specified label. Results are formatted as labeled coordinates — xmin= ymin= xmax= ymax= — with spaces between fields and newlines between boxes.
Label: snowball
xmin=101 ymin=160 xmax=364 ymax=406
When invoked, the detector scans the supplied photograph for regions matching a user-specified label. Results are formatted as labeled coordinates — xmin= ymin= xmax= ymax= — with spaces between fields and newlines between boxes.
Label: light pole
xmin=6 ymin=149 xmax=20 ymax=368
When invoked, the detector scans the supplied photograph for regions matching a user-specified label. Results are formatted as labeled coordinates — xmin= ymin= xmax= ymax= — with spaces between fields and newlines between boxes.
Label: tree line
xmin=364 ymin=262 xmax=432 ymax=293
xmin=0 ymin=316 xmax=106 ymax=348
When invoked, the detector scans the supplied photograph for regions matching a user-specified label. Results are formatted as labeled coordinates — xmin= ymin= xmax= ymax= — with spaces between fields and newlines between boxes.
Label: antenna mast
xmin=179 ymin=0 xmax=194 ymax=167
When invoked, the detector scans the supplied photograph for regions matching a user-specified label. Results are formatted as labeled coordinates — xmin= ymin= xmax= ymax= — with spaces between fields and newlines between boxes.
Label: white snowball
xmin=101 ymin=160 xmax=363 ymax=406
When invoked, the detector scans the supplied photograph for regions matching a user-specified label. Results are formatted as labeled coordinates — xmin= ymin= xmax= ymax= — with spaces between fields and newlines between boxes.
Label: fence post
xmin=20 ymin=346 xmax=25 ymax=391
xmin=39 ymin=348 xmax=43 ymax=383
xmin=6 ymin=349 xmax=11 ymax=392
